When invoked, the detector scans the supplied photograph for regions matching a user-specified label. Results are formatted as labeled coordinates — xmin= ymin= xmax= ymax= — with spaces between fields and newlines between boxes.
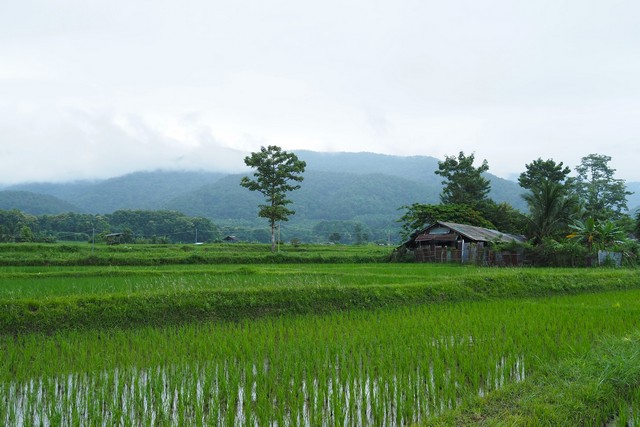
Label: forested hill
xmin=0 ymin=191 xmax=80 ymax=215
xmin=6 ymin=171 xmax=225 ymax=213
xmin=164 ymin=170 xmax=441 ymax=229
xmin=3 ymin=151 xmax=639 ymax=235
xmin=2 ymin=151 xmax=528 ymax=215
xmin=297 ymin=151 xmax=527 ymax=210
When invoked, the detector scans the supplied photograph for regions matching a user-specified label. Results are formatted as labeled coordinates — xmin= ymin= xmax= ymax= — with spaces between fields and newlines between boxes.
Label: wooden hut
xmin=404 ymin=221 xmax=526 ymax=265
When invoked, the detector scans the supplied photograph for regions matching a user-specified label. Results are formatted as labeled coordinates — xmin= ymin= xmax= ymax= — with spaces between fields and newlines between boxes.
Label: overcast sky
xmin=1 ymin=0 xmax=639 ymax=185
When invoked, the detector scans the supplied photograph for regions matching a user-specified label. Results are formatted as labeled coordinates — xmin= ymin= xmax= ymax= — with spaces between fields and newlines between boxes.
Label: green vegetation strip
xmin=0 ymin=242 xmax=392 ymax=266
xmin=428 ymin=332 xmax=640 ymax=426
xmin=2 ymin=291 xmax=639 ymax=425
xmin=1 ymin=266 xmax=639 ymax=335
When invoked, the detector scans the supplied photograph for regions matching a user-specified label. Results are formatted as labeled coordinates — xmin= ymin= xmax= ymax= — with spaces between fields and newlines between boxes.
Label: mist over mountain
xmin=7 ymin=171 xmax=225 ymax=213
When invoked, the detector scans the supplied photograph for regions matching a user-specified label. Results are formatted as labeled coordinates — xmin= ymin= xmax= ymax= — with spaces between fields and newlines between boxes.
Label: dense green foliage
xmin=522 ymin=180 xmax=580 ymax=243
xmin=311 ymin=220 xmax=372 ymax=244
xmin=575 ymin=153 xmax=632 ymax=221
xmin=518 ymin=157 xmax=572 ymax=190
xmin=477 ymin=199 xmax=529 ymax=235
xmin=0 ymin=209 xmax=219 ymax=244
xmin=0 ymin=209 xmax=39 ymax=242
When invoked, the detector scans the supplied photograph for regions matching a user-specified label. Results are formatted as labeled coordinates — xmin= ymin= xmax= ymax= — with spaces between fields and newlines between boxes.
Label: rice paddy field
xmin=1 ymin=243 xmax=640 ymax=425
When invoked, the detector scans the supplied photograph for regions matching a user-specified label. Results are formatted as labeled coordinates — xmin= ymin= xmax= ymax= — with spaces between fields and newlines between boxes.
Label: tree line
xmin=0 ymin=210 xmax=220 ymax=244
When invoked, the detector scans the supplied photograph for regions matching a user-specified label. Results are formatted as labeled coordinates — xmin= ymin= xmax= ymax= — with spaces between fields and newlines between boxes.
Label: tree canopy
xmin=0 ymin=209 xmax=219 ymax=243
xmin=435 ymin=151 xmax=491 ymax=209
xmin=574 ymin=154 xmax=632 ymax=221
xmin=522 ymin=180 xmax=579 ymax=243
xmin=519 ymin=158 xmax=572 ymax=190
xmin=240 ymin=146 xmax=306 ymax=252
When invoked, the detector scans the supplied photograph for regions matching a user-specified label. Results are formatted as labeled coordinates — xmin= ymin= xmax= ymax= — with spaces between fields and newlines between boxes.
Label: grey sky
xmin=1 ymin=0 xmax=639 ymax=185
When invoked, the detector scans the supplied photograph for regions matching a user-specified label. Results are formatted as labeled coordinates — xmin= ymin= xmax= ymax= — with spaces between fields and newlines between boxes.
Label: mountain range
xmin=1 ymin=151 xmax=638 ymax=241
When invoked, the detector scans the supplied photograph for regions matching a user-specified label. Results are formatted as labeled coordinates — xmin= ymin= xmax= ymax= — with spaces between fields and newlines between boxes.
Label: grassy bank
xmin=1 ymin=265 xmax=639 ymax=334
xmin=428 ymin=332 xmax=640 ymax=426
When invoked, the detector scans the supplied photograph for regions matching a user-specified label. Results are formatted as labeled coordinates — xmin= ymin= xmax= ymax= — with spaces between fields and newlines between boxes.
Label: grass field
xmin=0 ymin=242 xmax=393 ymax=266
xmin=1 ymin=243 xmax=640 ymax=425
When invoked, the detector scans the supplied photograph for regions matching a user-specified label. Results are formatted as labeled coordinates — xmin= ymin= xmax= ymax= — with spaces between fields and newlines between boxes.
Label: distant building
xmin=105 ymin=232 xmax=125 ymax=245
xmin=222 ymin=235 xmax=239 ymax=243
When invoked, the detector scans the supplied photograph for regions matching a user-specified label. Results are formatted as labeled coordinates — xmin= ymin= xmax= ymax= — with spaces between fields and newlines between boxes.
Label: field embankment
xmin=0 ymin=242 xmax=391 ymax=266
xmin=1 ymin=264 xmax=639 ymax=335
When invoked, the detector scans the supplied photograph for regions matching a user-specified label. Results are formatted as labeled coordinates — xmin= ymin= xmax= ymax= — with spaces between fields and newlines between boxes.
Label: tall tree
xmin=478 ymin=200 xmax=528 ymax=235
xmin=575 ymin=154 xmax=632 ymax=221
xmin=240 ymin=146 xmax=306 ymax=252
xmin=519 ymin=157 xmax=578 ymax=243
xmin=518 ymin=158 xmax=572 ymax=190
xmin=522 ymin=180 xmax=579 ymax=243
xmin=435 ymin=151 xmax=490 ymax=209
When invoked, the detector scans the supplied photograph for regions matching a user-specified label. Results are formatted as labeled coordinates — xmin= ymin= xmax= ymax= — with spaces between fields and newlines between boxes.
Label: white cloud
xmin=0 ymin=107 xmax=246 ymax=184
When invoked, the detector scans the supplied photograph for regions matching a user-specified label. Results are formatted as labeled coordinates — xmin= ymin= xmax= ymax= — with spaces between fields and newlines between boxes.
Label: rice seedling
xmin=2 ymin=288 xmax=640 ymax=425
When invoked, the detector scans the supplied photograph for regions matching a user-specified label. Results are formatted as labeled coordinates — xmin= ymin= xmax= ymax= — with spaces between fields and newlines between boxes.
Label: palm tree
xmin=567 ymin=217 xmax=598 ymax=252
xmin=522 ymin=180 xmax=579 ymax=243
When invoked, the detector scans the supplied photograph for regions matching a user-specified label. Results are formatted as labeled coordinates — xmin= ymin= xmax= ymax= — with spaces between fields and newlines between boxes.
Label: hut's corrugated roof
xmin=435 ymin=221 xmax=524 ymax=243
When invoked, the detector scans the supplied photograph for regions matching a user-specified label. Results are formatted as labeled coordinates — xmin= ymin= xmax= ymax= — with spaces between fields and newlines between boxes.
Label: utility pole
xmin=92 ymin=227 xmax=95 ymax=254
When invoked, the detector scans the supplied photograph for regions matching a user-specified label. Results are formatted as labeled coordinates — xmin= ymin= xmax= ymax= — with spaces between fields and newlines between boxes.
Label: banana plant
xmin=567 ymin=218 xmax=624 ymax=252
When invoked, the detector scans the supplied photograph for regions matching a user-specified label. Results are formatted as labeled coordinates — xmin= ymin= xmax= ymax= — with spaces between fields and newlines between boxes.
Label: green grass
xmin=428 ymin=331 xmax=640 ymax=426
xmin=0 ymin=242 xmax=393 ymax=266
